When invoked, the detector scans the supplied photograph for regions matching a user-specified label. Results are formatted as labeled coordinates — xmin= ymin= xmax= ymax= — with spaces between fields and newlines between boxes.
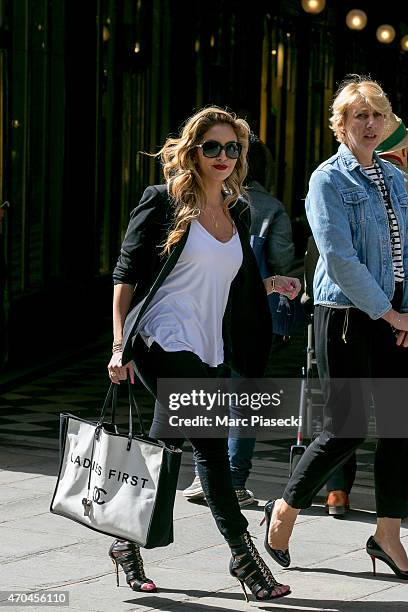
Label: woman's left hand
xmin=264 ymin=275 xmax=301 ymax=300
xmin=396 ymin=330 xmax=408 ymax=348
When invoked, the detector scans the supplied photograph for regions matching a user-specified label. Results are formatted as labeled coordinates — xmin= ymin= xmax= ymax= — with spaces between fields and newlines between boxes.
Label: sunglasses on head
xmin=196 ymin=140 xmax=242 ymax=159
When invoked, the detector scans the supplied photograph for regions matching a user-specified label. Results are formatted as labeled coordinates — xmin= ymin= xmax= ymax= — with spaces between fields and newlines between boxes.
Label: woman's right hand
xmin=107 ymin=351 xmax=135 ymax=384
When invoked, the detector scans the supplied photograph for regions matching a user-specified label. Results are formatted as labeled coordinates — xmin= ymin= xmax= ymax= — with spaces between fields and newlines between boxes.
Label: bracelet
xmin=112 ymin=341 xmax=123 ymax=354
xmin=270 ymin=276 xmax=276 ymax=293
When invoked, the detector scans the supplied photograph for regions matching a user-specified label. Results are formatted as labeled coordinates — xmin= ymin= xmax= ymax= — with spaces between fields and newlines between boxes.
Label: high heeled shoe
xmin=229 ymin=532 xmax=291 ymax=602
xmin=108 ymin=539 xmax=157 ymax=591
xmin=260 ymin=499 xmax=291 ymax=568
xmin=366 ymin=536 xmax=408 ymax=580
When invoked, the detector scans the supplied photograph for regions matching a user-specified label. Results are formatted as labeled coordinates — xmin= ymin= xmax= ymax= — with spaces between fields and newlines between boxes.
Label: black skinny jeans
xmin=132 ymin=337 xmax=248 ymax=541
xmin=283 ymin=285 xmax=408 ymax=518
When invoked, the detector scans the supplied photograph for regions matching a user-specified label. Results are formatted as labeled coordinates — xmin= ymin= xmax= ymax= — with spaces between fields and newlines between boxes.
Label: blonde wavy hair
xmin=157 ymin=106 xmax=250 ymax=255
xmin=329 ymin=75 xmax=392 ymax=143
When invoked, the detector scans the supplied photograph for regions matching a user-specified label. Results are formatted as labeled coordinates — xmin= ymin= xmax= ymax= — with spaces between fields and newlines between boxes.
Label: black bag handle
xmin=97 ymin=381 xmax=146 ymax=449
xmin=110 ymin=384 xmax=117 ymax=425
xmin=82 ymin=380 xmax=147 ymax=511
xmin=98 ymin=383 xmax=117 ymax=424
xmin=128 ymin=379 xmax=147 ymax=438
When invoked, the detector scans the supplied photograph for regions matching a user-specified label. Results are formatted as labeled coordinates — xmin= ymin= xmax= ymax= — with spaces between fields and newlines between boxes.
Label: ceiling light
xmin=346 ymin=9 xmax=367 ymax=31
xmin=301 ymin=0 xmax=326 ymax=15
xmin=376 ymin=25 xmax=396 ymax=44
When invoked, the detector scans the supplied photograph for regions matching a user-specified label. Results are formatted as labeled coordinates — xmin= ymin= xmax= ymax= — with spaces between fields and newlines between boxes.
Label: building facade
xmin=0 ymin=0 xmax=407 ymax=374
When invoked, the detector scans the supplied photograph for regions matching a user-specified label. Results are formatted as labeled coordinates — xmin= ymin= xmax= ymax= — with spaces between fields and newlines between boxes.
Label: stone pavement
xmin=1 ymin=334 xmax=407 ymax=611
xmin=1 ymin=441 xmax=407 ymax=612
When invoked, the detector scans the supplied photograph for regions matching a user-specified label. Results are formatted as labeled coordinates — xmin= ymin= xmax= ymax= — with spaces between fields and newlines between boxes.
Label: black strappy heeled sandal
xmin=229 ymin=532 xmax=291 ymax=602
xmin=108 ymin=539 xmax=157 ymax=592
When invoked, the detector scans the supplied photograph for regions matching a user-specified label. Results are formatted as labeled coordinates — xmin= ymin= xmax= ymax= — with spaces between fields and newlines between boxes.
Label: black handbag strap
xmin=81 ymin=380 xmax=147 ymax=509
xmin=127 ymin=379 xmax=147 ymax=438
xmin=97 ymin=381 xmax=146 ymax=448
xmin=110 ymin=385 xmax=117 ymax=425
xmin=98 ymin=383 xmax=117 ymax=424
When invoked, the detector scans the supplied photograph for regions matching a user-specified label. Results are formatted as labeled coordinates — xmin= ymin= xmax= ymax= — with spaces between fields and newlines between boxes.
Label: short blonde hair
xmin=329 ymin=75 xmax=392 ymax=143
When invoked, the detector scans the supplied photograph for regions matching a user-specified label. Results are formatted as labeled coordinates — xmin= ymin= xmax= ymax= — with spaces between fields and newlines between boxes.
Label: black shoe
xmin=260 ymin=499 xmax=291 ymax=568
xmin=366 ymin=536 xmax=408 ymax=580
xmin=108 ymin=539 xmax=157 ymax=592
xmin=229 ymin=532 xmax=291 ymax=602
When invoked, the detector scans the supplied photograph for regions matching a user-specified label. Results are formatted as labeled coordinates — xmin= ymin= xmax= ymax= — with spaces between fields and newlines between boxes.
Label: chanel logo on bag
xmin=92 ymin=486 xmax=107 ymax=505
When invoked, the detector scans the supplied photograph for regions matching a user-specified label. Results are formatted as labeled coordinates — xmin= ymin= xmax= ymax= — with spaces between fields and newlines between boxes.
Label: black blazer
xmin=113 ymin=184 xmax=272 ymax=377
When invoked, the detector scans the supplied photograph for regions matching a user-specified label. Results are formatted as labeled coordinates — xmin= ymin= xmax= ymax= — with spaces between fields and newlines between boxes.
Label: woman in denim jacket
xmin=261 ymin=76 xmax=408 ymax=580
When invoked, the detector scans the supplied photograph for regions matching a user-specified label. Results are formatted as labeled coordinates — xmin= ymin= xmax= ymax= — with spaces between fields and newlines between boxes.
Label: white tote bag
xmin=50 ymin=383 xmax=182 ymax=548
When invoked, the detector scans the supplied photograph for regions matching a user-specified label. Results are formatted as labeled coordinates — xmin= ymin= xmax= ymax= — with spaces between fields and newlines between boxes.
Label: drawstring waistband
xmin=342 ymin=309 xmax=350 ymax=343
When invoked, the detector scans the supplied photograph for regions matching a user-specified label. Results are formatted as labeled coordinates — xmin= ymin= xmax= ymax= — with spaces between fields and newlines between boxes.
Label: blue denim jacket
xmin=306 ymin=144 xmax=408 ymax=319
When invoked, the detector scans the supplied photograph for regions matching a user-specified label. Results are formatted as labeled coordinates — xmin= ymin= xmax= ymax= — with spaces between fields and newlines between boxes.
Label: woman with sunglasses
xmin=107 ymin=106 xmax=300 ymax=602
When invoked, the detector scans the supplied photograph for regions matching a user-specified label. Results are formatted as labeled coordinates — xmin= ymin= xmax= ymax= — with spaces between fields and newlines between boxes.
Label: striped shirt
xmin=363 ymin=161 xmax=404 ymax=282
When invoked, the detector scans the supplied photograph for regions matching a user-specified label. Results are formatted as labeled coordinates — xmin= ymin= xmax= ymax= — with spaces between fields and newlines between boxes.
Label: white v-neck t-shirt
xmin=138 ymin=220 xmax=243 ymax=366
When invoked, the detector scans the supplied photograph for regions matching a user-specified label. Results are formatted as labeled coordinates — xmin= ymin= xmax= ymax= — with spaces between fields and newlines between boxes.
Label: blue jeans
xmin=228 ymin=437 xmax=256 ymax=488
xmin=194 ymin=437 xmax=256 ymax=488
xmin=194 ymin=368 xmax=256 ymax=488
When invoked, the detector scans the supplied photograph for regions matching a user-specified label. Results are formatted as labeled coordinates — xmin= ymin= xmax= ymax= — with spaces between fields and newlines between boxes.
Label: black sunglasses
xmin=196 ymin=140 xmax=242 ymax=159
